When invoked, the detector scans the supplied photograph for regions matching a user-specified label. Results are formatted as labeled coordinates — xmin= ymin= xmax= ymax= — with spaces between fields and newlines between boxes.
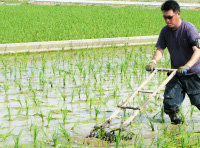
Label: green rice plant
xmin=7 ymin=105 xmax=11 ymax=121
xmin=17 ymin=96 xmax=22 ymax=107
xmin=163 ymin=123 xmax=169 ymax=138
xmin=106 ymin=61 xmax=111 ymax=72
xmin=25 ymin=96 xmax=29 ymax=118
xmin=78 ymin=88 xmax=81 ymax=99
xmin=25 ymin=104 xmax=29 ymax=118
xmin=179 ymin=123 xmax=182 ymax=134
xmin=28 ymin=78 xmax=32 ymax=90
xmin=47 ymin=112 xmax=52 ymax=128
xmin=71 ymin=119 xmax=80 ymax=130
xmin=34 ymin=111 xmax=45 ymax=123
xmin=58 ymin=123 xmax=71 ymax=143
xmin=113 ymin=86 xmax=119 ymax=98
xmin=99 ymin=85 xmax=104 ymax=98
xmin=190 ymin=105 xmax=195 ymax=118
xmin=60 ymin=91 xmax=67 ymax=102
xmin=17 ymin=79 xmax=22 ymax=91
xmin=192 ymin=120 xmax=195 ymax=132
xmin=71 ymin=89 xmax=74 ymax=103
xmin=3 ymin=83 xmax=9 ymax=95
xmin=77 ymin=61 xmax=84 ymax=74
xmin=44 ymin=86 xmax=49 ymax=98
xmin=89 ymin=97 xmax=93 ymax=110
xmin=83 ymin=69 xmax=87 ymax=80
xmin=198 ymin=134 xmax=200 ymax=147
xmin=63 ymin=72 xmax=66 ymax=87
xmin=134 ymin=130 xmax=141 ymax=147
xmin=4 ymin=94 xmax=8 ymax=102
xmin=52 ymin=129 xmax=59 ymax=147
xmin=103 ymin=97 xmax=109 ymax=106
xmin=94 ymin=106 xmax=100 ymax=120
xmin=115 ymin=132 xmax=121 ymax=148
xmin=120 ymin=71 xmax=124 ymax=81
xmin=9 ymin=67 xmax=13 ymax=78
xmin=181 ymin=133 xmax=186 ymax=148
xmin=156 ymin=130 xmax=161 ymax=148
xmin=85 ymin=86 xmax=90 ymax=102
xmin=33 ymin=123 xmax=40 ymax=146
xmin=146 ymin=115 xmax=154 ymax=131
xmin=62 ymin=109 xmax=68 ymax=125
xmin=13 ymin=129 xmax=23 ymax=148
xmin=51 ymin=64 xmax=56 ymax=76
xmin=161 ymin=106 xmax=165 ymax=123
xmin=180 ymin=112 xmax=185 ymax=124
xmin=32 ymin=89 xmax=38 ymax=105
xmin=2 ymin=128 xmax=15 ymax=142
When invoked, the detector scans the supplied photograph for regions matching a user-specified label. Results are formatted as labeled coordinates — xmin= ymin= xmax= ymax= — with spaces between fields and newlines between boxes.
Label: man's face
xmin=163 ymin=9 xmax=180 ymax=29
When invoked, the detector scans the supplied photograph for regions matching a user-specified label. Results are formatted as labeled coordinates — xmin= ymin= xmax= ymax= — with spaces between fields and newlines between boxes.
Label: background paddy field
xmin=0 ymin=4 xmax=200 ymax=44
xmin=1 ymin=0 xmax=200 ymax=4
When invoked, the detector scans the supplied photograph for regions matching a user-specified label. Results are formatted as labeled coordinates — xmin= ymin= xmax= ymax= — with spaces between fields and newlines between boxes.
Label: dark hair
xmin=161 ymin=0 xmax=180 ymax=13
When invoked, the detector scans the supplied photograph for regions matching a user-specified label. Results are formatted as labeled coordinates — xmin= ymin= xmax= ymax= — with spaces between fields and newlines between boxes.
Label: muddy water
xmin=0 ymin=46 xmax=199 ymax=147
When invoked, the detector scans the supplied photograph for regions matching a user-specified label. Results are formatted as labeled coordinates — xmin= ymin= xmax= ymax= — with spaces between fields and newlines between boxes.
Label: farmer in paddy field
xmin=145 ymin=0 xmax=200 ymax=124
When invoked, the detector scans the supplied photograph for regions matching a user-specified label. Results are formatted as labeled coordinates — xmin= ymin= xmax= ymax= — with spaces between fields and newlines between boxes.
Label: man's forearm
xmin=152 ymin=49 xmax=164 ymax=63
xmin=186 ymin=46 xmax=200 ymax=67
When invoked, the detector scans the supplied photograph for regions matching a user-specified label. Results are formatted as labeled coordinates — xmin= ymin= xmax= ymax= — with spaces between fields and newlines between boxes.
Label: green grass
xmin=0 ymin=4 xmax=200 ymax=44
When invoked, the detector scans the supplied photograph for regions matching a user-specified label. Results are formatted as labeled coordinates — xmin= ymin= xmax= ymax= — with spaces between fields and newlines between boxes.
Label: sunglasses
xmin=163 ymin=13 xmax=177 ymax=20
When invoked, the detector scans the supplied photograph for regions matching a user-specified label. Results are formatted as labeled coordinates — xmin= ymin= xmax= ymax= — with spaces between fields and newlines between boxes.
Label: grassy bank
xmin=0 ymin=4 xmax=199 ymax=44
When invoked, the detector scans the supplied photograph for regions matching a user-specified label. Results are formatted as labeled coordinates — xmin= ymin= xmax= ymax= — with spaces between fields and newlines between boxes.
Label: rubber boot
xmin=169 ymin=114 xmax=182 ymax=124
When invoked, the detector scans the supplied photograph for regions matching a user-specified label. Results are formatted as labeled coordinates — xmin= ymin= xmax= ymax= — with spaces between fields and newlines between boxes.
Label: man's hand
xmin=177 ymin=65 xmax=190 ymax=75
xmin=145 ymin=61 xmax=156 ymax=71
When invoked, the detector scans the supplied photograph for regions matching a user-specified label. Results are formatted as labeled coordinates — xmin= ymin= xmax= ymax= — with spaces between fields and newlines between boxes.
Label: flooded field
xmin=0 ymin=45 xmax=200 ymax=147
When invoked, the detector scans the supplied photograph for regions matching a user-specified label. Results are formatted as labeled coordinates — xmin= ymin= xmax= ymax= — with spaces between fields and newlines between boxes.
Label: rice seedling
xmin=25 ymin=104 xmax=29 ymax=118
xmin=78 ymin=88 xmax=81 ymax=99
xmin=3 ymin=82 xmax=9 ymax=95
xmin=13 ymin=129 xmax=23 ymax=148
xmin=52 ymin=128 xmax=59 ymax=147
xmin=156 ymin=130 xmax=161 ymax=148
xmin=34 ymin=111 xmax=45 ymax=123
xmin=7 ymin=105 xmax=11 ymax=121
xmin=94 ymin=106 xmax=100 ymax=120
xmin=33 ymin=123 xmax=40 ymax=146
xmin=58 ymin=123 xmax=71 ymax=143
xmin=89 ymin=97 xmax=93 ymax=110
xmin=146 ymin=115 xmax=154 ymax=131
xmin=85 ymin=86 xmax=90 ymax=102
xmin=71 ymin=119 xmax=80 ymax=130
xmin=163 ymin=123 xmax=169 ymax=138
xmin=2 ymin=128 xmax=15 ymax=142
xmin=60 ymin=91 xmax=67 ymax=102
xmin=63 ymin=72 xmax=66 ymax=87
xmin=198 ymin=134 xmax=200 ymax=147
xmin=17 ymin=96 xmax=22 ymax=107
xmin=47 ymin=112 xmax=52 ymax=128
xmin=62 ymin=109 xmax=68 ymax=125
xmin=17 ymin=79 xmax=22 ymax=91
xmin=190 ymin=105 xmax=195 ymax=118
xmin=71 ymin=89 xmax=75 ymax=103
xmin=181 ymin=133 xmax=186 ymax=148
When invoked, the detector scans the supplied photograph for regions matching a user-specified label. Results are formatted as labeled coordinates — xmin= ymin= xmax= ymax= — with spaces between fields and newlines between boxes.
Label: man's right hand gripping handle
xmin=145 ymin=60 xmax=156 ymax=71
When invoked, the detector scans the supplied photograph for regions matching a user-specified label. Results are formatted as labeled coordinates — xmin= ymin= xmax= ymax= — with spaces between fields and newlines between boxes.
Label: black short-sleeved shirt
xmin=156 ymin=20 xmax=200 ymax=75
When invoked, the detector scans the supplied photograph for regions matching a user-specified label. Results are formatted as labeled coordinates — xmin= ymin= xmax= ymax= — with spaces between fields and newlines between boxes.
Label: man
xmin=145 ymin=0 xmax=200 ymax=124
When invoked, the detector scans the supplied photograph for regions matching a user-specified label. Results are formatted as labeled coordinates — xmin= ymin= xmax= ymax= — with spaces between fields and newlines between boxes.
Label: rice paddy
xmin=0 ymin=5 xmax=200 ymax=44
xmin=0 ymin=45 xmax=199 ymax=147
